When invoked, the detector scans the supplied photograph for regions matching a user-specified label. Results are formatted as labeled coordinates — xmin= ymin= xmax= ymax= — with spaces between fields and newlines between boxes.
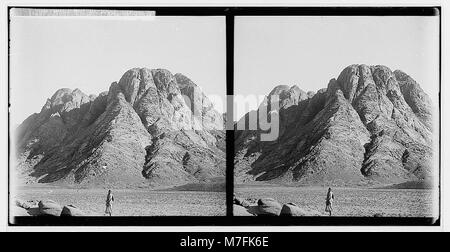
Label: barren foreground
xmin=235 ymin=185 xmax=438 ymax=217
xmin=12 ymin=186 xmax=226 ymax=216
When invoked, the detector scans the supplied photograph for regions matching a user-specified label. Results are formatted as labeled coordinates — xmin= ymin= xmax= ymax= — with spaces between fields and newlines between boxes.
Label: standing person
xmin=105 ymin=189 xmax=114 ymax=216
xmin=325 ymin=187 xmax=334 ymax=216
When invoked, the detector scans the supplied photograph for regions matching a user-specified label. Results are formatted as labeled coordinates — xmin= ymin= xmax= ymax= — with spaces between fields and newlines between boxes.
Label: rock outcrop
xmin=15 ymin=68 xmax=225 ymax=188
xmin=12 ymin=198 xmax=94 ymax=217
xmin=279 ymin=203 xmax=321 ymax=216
xmin=38 ymin=200 xmax=63 ymax=216
xmin=235 ymin=64 xmax=435 ymax=186
xmin=12 ymin=206 xmax=30 ymax=216
xmin=61 ymin=205 xmax=85 ymax=216
xmin=233 ymin=204 xmax=254 ymax=216
xmin=256 ymin=198 xmax=282 ymax=216
xmin=232 ymin=197 xmax=323 ymax=217
xmin=280 ymin=203 xmax=306 ymax=216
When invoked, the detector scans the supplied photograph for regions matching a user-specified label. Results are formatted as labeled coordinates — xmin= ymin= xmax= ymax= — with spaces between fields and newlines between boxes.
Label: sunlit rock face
xmin=235 ymin=64 xmax=434 ymax=186
xmin=15 ymin=68 xmax=225 ymax=188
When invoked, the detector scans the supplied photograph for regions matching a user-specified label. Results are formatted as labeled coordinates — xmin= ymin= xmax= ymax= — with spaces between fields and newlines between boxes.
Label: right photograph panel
xmin=233 ymin=16 xmax=440 ymax=218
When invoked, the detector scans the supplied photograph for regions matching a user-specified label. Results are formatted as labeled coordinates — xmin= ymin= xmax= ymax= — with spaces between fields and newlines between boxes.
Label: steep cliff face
xmin=235 ymin=64 xmax=435 ymax=186
xmin=15 ymin=68 xmax=225 ymax=188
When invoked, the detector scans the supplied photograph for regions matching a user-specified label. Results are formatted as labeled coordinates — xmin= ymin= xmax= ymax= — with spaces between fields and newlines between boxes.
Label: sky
xmin=234 ymin=16 xmax=440 ymax=120
xmin=10 ymin=16 xmax=226 ymax=126
xmin=10 ymin=15 xmax=440 ymax=124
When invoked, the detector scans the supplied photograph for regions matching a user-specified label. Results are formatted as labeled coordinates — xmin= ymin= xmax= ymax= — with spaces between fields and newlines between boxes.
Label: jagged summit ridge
xmin=15 ymin=67 xmax=225 ymax=188
xmin=235 ymin=64 xmax=434 ymax=186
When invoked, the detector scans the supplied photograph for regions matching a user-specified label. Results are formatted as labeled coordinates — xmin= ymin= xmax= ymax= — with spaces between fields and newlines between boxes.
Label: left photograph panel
xmin=9 ymin=9 xmax=227 ymax=218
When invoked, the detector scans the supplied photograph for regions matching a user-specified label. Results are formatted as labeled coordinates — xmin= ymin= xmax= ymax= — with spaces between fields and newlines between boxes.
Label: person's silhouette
xmin=325 ymin=188 xmax=334 ymax=216
xmin=105 ymin=189 xmax=115 ymax=216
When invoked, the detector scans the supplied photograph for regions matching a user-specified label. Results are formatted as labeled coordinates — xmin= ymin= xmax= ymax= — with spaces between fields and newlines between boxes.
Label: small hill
xmin=379 ymin=180 xmax=435 ymax=190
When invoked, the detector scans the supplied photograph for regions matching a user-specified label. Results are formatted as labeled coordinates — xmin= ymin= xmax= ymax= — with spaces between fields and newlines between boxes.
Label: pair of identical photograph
xmin=9 ymin=8 xmax=440 ymax=223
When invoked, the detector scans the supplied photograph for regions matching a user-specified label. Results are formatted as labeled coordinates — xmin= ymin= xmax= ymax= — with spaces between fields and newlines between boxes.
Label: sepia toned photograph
xmin=9 ymin=9 xmax=227 ymax=218
xmin=233 ymin=16 xmax=440 ymax=218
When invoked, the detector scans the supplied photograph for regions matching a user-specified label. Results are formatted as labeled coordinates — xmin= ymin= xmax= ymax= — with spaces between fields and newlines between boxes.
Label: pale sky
xmin=10 ymin=16 xmax=226 ymax=126
xmin=234 ymin=16 xmax=440 ymax=120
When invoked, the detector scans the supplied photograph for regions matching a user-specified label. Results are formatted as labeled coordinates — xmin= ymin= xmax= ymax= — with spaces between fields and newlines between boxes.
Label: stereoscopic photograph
xmin=233 ymin=16 xmax=440 ymax=218
xmin=7 ymin=6 xmax=442 ymax=228
xmin=9 ymin=9 xmax=227 ymax=218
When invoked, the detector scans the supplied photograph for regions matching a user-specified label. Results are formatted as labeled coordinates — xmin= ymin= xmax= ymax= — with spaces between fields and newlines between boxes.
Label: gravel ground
xmin=235 ymin=185 xmax=439 ymax=217
xmin=12 ymin=186 xmax=226 ymax=216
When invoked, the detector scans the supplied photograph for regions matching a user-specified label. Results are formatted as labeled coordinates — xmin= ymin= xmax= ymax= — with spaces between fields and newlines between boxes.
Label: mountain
xmin=234 ymin=64 xmax=435 ymax=186
xmin=14 ymin=68 xmax=225 ymax=188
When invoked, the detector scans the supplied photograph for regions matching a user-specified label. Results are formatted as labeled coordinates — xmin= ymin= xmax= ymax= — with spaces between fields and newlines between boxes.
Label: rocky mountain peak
xmin=41 ymin=88 xmax=91 ymax=114
xmin=15 ymin=67 xmax=225 ymax=188
xmin=268 ymin=85 xmax=291 ymax=96
xmin=174 ymin=73 xmax=198 ymax=89
xmin=265 ymin=84 xmax=309 ymax=110
xmin=235 ymin=64 xmax=435 ymax=186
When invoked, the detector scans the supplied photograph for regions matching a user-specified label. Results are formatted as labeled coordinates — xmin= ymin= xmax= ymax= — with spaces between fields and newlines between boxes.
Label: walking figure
xmin=105 ymin=189 xmax=114 ymax=216
xmin=325 ymin=187 xmax=334 ymax=216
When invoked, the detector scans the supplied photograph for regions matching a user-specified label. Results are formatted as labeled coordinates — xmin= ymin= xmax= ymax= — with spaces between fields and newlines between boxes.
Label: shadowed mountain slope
xmin=235 ymin=64 xmax=435 ymax=186
xmin=15 ymin=68 xmax=225 ymax=188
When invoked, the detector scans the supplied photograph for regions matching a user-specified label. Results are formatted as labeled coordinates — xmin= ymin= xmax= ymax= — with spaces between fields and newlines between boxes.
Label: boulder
xmin=233 ymin=197 xmax=250 ymax=208
xmin=26 ymin=207 xmax=41 ymax=216
xmin=28 ymin=200 xmax=40 ymax=208
xmin=38 ymin=200 xmax=63 ymax=216
xmin=245 ymin=198 xmax=258 ymax=205
xmin=257 ymin=198 xmax=282 ymax=216
xmin=233 ymin=204 xmax=254 ymax=216
xmin=15 ymin=198 xmax=32 ymax=209
xmin=280 ymin=203 xmax=309 ymax=216
xmin=61 ymin=205 xmax=85 ymax=216
xmin=11 ymin=206 xmax=31 ymax=216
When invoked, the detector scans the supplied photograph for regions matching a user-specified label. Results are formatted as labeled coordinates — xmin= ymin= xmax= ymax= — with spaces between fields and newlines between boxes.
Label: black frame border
xmin=7 ymin=6 xmax=441 ymax=227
